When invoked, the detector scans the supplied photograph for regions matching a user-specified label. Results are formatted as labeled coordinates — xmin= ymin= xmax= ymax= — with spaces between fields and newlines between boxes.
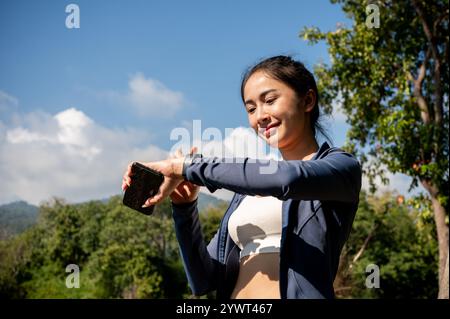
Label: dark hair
xmin=240 ymin=55 xmax=332 ymax=144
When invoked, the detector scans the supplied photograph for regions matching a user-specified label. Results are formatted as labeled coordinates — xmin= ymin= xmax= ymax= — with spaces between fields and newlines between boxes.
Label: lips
xmin=264 ymin=123 xmax=280 ymax=138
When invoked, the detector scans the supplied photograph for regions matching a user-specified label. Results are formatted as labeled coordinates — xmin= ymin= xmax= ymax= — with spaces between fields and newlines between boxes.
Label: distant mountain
xmin=197 ymin=192 xmax=229 ymax=212
xmin=0 ymin=193 xmax=229 ymax=239
xmin=0 ymin=201 xmax=39 ymax=239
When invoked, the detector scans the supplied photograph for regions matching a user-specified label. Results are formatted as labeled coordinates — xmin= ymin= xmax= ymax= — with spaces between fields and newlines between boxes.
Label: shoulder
xmin=319 ymin=146 xmax=362 ymax=170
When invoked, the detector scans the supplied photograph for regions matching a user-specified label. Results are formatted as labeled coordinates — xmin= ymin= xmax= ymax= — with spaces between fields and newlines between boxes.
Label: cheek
xmin=248 ymin=114 xmax=258 ymax=129
xmin=280 ymin=110 xmax=303 ymax=134
xmin=284 ymin=105 xmax=303 ymax=123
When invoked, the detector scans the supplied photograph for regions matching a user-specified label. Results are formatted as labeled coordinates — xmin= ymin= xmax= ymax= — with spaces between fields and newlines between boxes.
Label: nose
xmin=256 ymin=106 xmax=271 ymax=127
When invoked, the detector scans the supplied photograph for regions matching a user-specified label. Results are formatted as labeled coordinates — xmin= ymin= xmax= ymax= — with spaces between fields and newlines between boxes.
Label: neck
xmin=279 ymin=135 xmax=319 ymax=161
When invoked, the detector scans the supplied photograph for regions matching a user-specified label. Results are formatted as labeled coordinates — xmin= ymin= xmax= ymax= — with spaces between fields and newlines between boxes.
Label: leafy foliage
xmin=0 ymin=191 xmax=440 ymax=299
xmin=300 ymin=0 xmax=448 ymax=296
xmin=335 ymin=190 xmax=438 ymax=298
xmin=300 ymin=0 xmax=448 ymax=197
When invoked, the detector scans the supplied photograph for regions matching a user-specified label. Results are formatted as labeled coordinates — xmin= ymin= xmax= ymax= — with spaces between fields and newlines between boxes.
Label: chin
xmin=266 ymin=135 xmax=283 ymax=148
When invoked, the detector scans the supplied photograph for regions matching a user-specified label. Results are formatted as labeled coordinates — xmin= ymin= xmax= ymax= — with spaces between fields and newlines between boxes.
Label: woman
xmin=122 ymin=55 xmax=362 ymax=299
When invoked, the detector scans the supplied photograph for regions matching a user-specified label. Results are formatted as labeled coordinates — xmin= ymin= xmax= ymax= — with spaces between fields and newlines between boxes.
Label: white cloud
xmin=98 ymin=73 xmax=185 ymax=117
xmin=0 ymin=107 xmax=168 ymax=205
xmin=6 ymin=108 xmax=103 ymax=160
xmin=128 ymin=73 xmax=184 ymax=116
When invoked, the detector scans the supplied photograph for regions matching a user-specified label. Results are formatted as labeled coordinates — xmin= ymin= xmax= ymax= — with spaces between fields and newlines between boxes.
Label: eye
xmin=266 ymin=97 xmax=277 ymax=105
xmin=247 ymin=107 xmax=256 ymax=114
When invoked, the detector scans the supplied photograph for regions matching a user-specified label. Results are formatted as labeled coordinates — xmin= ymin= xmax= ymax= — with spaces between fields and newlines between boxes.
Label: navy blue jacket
xmin=171 ymin=141 xmax=362 ymax=299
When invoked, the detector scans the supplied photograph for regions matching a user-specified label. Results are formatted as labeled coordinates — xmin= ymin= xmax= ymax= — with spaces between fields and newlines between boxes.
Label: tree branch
xmin=407 ymin=48 xmax=432 ymax=124
xmin=412 ymin=0 xmax=444 ymax=127
xmin=349 ymin=224 xmax=379 ymax=269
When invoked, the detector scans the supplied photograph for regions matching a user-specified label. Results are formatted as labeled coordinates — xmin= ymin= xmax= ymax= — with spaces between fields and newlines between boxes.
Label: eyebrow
xmin=244 ymin=89 xmax=278 ymax=105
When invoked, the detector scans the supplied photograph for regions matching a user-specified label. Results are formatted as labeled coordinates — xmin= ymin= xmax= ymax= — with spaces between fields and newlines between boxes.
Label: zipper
xmin=217 ymin=193 xmax=241 ymax=263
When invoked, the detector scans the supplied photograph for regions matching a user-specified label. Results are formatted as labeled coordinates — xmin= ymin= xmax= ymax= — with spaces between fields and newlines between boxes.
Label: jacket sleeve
xmin=183 ymin=150 xmax=362 ymax=203
xmin=171 ymin=198 xmax=223 ymax=296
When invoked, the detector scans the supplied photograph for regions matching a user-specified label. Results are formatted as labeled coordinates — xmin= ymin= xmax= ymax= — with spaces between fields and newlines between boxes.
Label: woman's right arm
xmin=171 ymin=198 xmax=223 ymax=296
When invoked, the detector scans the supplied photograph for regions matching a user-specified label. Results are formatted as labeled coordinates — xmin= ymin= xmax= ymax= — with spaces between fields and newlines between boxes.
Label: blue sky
xmin=0 ymin=0 xmax=420 ymax=204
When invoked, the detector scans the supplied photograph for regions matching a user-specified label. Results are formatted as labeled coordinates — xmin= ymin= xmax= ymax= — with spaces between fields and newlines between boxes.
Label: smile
xmin=264 ymin=123 xmax=280 ymax=138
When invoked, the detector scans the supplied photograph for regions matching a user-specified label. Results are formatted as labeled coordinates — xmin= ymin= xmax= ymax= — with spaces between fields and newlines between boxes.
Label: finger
xmin=142 ymin=198 xmax=152 ymax=208
xmin=148 ymin=181 xmax=169 ymax=206
xmin=123 ymin=176 xmax=131 ymax=187
xmin=142 ymin=185 xmax=163 ymax=207
xmin=142 ymin=193 xmax=162 ymax=207
xmin=190 ymin=146 xmax=198 ymax=155
xmin=122 ymin=179 xmax=129 ymax=190
xmin=126 ymin=162 xmax=133 ymax=176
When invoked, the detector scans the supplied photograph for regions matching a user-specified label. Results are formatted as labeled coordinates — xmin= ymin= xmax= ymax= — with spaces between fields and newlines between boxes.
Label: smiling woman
xmin=241 ymin=56 xmax=332 ymax=155
xmin=122 ymin=55 xmax=362 ymax=299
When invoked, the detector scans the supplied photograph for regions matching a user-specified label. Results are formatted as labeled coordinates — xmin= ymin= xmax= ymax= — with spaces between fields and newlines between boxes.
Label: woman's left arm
xmin=134 ymin=148 xmax=362 ymax=206
xmin=180 ymin=150 xmax=362 ymax=203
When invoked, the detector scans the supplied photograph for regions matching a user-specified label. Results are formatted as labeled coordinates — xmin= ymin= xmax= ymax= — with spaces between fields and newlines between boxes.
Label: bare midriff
xmin=230 ymin=252 xmax=280 ymax=299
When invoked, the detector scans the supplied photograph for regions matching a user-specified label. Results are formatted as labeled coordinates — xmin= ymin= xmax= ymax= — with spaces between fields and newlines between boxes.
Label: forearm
xmin=180 ymin=152 xmax=362 ymax=202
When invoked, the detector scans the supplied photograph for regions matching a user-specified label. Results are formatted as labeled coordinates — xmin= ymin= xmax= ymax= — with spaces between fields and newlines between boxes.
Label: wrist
xmin=182 ymin=153 xmax=203 ymax=179
xmin=169 ymin=157 xmax=185 ymax=179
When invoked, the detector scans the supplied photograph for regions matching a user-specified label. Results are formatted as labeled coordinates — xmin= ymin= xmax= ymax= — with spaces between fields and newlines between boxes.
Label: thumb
xmin=142 ymin=187 xmax=164 ymax=207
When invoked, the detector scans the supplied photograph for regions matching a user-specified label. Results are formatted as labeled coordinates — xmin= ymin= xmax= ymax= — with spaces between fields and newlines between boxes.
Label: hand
xmin=169 ymin=147 xmax=200 ymax=205
xmin=122 ymin=158 xmax=183 ymax=208
xmin=121 ymin=147 xmax=199 ymax=207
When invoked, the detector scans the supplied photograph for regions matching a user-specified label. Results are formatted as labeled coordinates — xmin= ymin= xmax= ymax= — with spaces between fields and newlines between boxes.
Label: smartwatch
xmin=182 ymin=153 xmax=203 ymax=179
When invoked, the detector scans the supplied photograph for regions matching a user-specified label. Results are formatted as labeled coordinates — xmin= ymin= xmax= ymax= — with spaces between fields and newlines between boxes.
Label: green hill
xmin=197 ymin=192 xmax=229 ymax=213
xmin=0 ymin=201 xmax=39 ymax=240
xmin=0 ymin=193 xmax=228 ymax=240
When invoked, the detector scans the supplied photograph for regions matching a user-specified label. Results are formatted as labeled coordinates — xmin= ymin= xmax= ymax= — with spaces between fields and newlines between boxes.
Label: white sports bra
xmin=228 ymin=195 xmax=283 ymax=260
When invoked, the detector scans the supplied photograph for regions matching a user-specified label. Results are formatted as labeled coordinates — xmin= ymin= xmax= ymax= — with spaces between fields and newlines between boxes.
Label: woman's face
xmin=243 ymin=70 xmax=314 ymax=150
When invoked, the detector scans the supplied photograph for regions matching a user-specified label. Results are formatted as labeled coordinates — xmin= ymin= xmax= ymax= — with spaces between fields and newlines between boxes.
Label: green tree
xmin=0 ymin=196 xmax=191 ymax=299
xmin=81 ymin=196 xmax=189 ymax=298
xmin=301 ymin=0 xmax=448 ymax=297
xmin=335 ymin=190 xmax=438 ymax=298
xmin=0 ymin=230 xmax=34 ymax=298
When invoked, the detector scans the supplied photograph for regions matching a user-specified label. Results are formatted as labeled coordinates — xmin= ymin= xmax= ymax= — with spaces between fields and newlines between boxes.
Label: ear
xmin=303 ymin=89 xmax=316 ymax=113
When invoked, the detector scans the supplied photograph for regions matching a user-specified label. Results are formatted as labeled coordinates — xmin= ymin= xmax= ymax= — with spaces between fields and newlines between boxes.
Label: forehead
xmin=243 ymin=70 xmax=287 ymax=98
